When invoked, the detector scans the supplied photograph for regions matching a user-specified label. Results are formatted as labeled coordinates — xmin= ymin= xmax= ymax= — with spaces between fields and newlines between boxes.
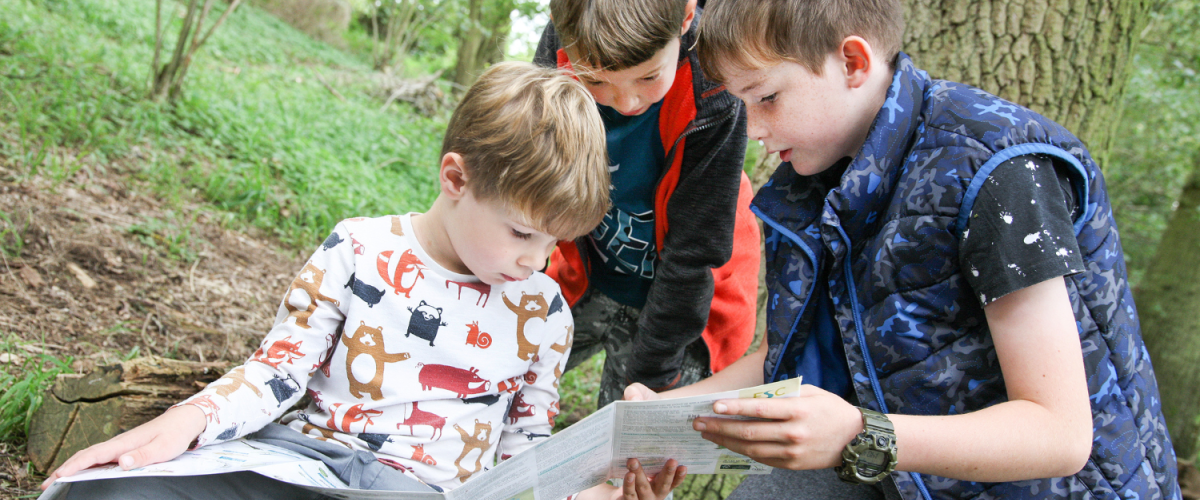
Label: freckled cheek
xmin=589 ymin=89 xmax=614 ymax=108
xmin=648 ymin=81 xmax=672 ymax=104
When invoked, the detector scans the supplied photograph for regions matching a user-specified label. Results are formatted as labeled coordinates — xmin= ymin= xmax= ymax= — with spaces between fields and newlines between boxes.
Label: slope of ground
xmin=0 ymin=0 xmax=449 ymax=495
xmin=0 ymin=144 xmax=306 ymax=497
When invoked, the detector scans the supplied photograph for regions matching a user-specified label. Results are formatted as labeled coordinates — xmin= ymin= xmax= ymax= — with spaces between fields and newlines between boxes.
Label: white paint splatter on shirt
xmin=1024 ymin=233 xmax=1042 ymax=244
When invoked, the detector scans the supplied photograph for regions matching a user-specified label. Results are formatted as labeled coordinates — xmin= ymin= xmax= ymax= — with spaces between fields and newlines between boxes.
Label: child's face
xmin=724 ymin=56 xmax=872 ymax=176
xmin=569 ymin=38 xmax=681 ymax=116
xmin=446 ymin=190 xmax=559 ymax=287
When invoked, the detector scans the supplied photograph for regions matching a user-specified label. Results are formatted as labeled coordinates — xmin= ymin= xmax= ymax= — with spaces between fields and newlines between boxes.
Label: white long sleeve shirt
xmin=180 ymin=214 xmax=572 ymax=490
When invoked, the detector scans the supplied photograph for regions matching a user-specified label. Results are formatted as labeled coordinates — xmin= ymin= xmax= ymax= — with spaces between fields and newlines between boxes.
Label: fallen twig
xmin=311 ymin=69 xmax=346 ymax=102
xmin=189 ymin=256 xmax=203 ymax=294
xmin=65 ymin=262 xmax=97 ymax=289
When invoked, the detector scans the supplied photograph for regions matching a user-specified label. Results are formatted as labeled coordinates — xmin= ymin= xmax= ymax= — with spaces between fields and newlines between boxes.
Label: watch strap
xmin=836 ymin=407 xmax=898 ymax=484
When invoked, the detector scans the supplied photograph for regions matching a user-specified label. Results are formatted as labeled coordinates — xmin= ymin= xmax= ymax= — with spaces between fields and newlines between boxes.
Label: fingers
xmin=651 ymin=459 xmax=686 ymax=496
xmin=623 ymin=383 xmax=658 ymax=402
xmin=623 ymin=459 xmax=653 ymax=500
xmin=697 ymin=430 xmax=793 ymax=462
xmin=40 ymin=407 xmax=204 ymax=489
xmin=117 ymin=435 xmax=181 ymax=470
xmin=620 ymin=459 xmax=687 ymax=500
xmin=709 ymin=397 xmax=803 ymax=421
xmin=693 ymin=414 xmax=794 ymax=445
xmin=41 ymin=439 xmax=131 ymax=490
xmin=668 ymin=462 xmax=687 ymax=491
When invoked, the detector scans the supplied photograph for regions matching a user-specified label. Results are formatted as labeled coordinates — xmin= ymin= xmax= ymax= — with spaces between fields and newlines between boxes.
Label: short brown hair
xmin=441 ymin=61 xmax=610 ymax=240
xmin=698 ymin=0 xmax=903 ymax=81
xmin=550 ymin=0 xmax=688 ymax=71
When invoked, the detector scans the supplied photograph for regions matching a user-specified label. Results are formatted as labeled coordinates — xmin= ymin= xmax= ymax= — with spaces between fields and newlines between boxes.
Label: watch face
xmin=858 ymin=449 xmax=887 ymax=476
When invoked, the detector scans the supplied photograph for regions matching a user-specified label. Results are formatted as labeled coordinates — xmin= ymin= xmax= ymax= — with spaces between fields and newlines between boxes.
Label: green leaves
xmin=1108 ymin=0 xmax=1200 ymax=286
xmin=0 ymin=344 xmax=73 ymax=443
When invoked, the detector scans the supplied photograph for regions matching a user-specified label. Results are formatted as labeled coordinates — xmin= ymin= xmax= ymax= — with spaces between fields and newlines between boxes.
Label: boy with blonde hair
xmin=625 ymin=0 xmax=1182 ymax=499
xmin=534 ymin=0 xmax=761 ymax=408
xmin=43 ymin=62 xmax=685 ymax=500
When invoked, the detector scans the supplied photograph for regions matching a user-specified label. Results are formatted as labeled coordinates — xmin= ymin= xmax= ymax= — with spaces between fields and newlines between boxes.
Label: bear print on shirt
xmin=343 ymin=321 xmax=411 ymax=401
xmin=503 ymin=292 xmax=548 ymax=361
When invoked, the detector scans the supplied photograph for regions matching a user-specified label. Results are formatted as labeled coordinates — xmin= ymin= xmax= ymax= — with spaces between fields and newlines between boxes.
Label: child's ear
xmin=680 ymin=0 xmax=697 ymax=36
xmin=439 ymin=152 xmax=469 ymax=199
xmin=840 ymin=36 xmax=875 ymax=89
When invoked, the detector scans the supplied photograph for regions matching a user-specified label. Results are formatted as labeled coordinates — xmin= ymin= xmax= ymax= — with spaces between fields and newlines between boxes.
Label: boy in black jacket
xmin=535 ymin=0 xmax=761 ymax=408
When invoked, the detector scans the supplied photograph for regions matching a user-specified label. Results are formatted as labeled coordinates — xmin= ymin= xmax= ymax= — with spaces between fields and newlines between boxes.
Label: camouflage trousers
xmin=564 ymin=289 xmax=712 ymax=408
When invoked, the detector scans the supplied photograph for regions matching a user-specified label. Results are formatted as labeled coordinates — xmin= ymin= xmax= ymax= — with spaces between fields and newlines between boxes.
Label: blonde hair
xmin=698 ymin=0 xmax=903 ymax=81
xmin=441 ymin=61 xmax=610 ymax=240
xmin=550 ymin=0 xmax=688 ymax=71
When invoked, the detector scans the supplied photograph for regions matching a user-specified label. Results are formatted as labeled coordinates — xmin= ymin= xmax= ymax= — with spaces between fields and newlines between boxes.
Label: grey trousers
xmin=728 ymin=468 xmax=903 ymax=500
xmin=564 ymin=289 xmax=712 ymax=408
xmin=57 ymin=423 xmax=434 ymax=500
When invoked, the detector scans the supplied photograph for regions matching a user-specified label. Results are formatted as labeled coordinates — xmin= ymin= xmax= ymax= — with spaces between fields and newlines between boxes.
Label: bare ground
xmin=0 ymin=142 xmax=304 ymax=497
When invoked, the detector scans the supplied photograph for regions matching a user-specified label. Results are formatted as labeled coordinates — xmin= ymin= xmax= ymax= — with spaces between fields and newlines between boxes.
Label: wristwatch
xmin=836 ymin=407 xmax=898 ymax=484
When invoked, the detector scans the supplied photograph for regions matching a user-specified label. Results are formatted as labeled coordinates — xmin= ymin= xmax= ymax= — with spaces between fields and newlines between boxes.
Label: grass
xmin=0 ymin=210 xmax=27 ymax=258
xmin=0 ymin=0 xmax=452 ymax=447
xmin=0 ymin=0 xmax=447 ymax=252
xmin=127 ymin=212 xmax=202 ymax=263
xmin=0 ymin=341 xmax=73 ymax=444
xmin=554 ymin=351 xmax=605 ymax=431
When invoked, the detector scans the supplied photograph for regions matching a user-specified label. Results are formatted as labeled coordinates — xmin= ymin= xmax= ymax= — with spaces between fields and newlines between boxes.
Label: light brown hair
xmin=550 ymin=0 xmax=688 ymax=71
xmin=697 ymin=0 xmax=904 ymax=82
xmin=441 ymin=61 xmax=610 ymax=240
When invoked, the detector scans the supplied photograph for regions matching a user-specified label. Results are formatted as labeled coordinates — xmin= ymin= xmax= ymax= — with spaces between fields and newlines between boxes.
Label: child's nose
xmin=745 ymin=105 xmax=768 ymax=141
xmin=613 ymin=91 xmax=639 ymax=115
xmin=518 ymin=246 xmax=550 ymax=272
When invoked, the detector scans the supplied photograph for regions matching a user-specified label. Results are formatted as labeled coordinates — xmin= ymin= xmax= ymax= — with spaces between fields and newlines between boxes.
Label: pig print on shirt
xmin=417 ymin=363 xmax=491 ymax=398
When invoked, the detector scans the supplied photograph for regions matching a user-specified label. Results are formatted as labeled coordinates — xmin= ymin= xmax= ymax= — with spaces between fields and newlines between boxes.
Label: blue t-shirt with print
xmin=587 ymin=102 xmax=665 ymax=309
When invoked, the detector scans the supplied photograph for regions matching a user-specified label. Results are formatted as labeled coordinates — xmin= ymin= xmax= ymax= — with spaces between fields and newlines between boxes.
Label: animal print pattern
xmin=177 ymin=214 xmax=573 ymax=491
xmin=753 ymin=54 xmax=1178 ymax=499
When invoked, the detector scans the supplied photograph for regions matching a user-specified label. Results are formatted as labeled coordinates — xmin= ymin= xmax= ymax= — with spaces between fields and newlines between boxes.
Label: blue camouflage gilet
xmin=753 ymin=54 xmax=1180 ymax=500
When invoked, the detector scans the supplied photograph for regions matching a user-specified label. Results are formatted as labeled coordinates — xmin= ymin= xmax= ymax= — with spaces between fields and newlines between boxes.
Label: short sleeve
xmin=960 ymin=154 xmax=1086 ymax=306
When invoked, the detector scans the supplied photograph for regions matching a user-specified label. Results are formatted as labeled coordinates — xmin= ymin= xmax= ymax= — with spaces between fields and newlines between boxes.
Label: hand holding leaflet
xmin=40 ymin=378 xmax=801 ymax=500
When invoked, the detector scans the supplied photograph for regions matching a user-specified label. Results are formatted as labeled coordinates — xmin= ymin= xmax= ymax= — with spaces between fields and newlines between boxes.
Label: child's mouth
xmin=779 ymin=149 xmax=793 ymax=163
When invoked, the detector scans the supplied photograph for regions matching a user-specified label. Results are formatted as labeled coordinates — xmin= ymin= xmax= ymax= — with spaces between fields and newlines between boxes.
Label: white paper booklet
xmin=40 ymin=378 xmax=801 ymax=500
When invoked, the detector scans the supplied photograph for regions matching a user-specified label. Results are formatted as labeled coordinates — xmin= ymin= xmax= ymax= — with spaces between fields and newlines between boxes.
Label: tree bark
xmin=1138 ymin=155 xmax=1200 ymax=461
xmin=26 ymin=356 xmax=231 ymax=473
xmin=451 ymin=0 xmax=515 ymax=89
xmin=452 ymin=0 xmax=485 ymax=88
xmin=902 ymin=0 xmax=1152 ymax=167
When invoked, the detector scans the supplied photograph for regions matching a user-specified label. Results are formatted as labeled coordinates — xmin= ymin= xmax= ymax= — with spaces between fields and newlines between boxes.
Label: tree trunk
xmin=902 ymin=0 xmax=1152 ymax=167
xmin=150 ymin=0 xmax=242 ymax=102
xmin=452 ymin=0 xmax=485 ymax=88
xmin=26 ymin=356 xmax=231 ymax=473
xmin=451 ymin=0 xmax=514 ymax=89
xmin=477 ymin=0 xmax=515 ymax=69
xmin=1138 ymin=155 xmax=1200 ymax=461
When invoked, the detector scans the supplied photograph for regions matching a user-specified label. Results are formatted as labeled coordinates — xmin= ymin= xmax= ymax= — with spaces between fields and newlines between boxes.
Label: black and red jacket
xmin=534 ymin=17 xmax=760 ymax=390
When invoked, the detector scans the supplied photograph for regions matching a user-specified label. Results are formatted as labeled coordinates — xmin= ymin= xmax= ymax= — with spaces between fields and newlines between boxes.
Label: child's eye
xmin=511 ymin=229 xmax=532 ymax=240
xmin=759 ymin=93 xmax=777 ymax=104
xmin=641 ymin=75 xmax=658 ymax=82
